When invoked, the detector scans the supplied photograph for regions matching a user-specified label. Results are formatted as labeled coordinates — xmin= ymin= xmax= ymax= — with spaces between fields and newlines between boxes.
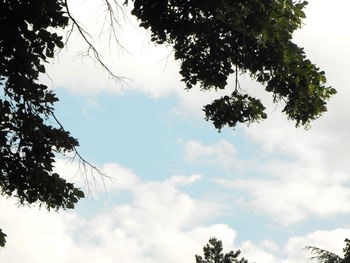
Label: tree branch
xmin=50 ymin=111 xmax=112 ymax=195
xmin=63 ymin=0 xmax=128 ymax=83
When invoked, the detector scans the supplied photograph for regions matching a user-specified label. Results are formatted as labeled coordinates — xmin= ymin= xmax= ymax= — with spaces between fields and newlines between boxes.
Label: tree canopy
xmin=0 ymin=0 xmax=335 ymax=247
xmin=131 ymin=0 xmax=336 ymax=130
xmin=195 ymin=238 xmax=248 ymax=263
xmin=0 ymin=0 xmax=84 ymax=247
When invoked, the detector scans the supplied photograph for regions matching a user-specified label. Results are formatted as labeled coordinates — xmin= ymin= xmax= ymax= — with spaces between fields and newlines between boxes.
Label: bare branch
xmin=50 ymin=111 xmax=113 ymax=195
xmin=63 ymin=0 xmax=128 ymax=83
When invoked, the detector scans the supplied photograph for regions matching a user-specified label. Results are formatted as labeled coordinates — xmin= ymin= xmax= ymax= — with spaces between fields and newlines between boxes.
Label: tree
xmin=195 ymin=238 xmax=248 ymax=263
xmin=306 ymin=239 xmax=350 ymax=263
xmin=0 ymin=0 xmax=86 ymax=247
xmin=0 ymin=0 xmax=335 ymax=247
xmin=131 ymin=0 xmax=336 ymax=130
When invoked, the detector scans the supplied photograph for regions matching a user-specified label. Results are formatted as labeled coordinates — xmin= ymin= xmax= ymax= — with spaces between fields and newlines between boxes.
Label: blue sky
xmin=1 ymin=0 xmax=350 ymax=262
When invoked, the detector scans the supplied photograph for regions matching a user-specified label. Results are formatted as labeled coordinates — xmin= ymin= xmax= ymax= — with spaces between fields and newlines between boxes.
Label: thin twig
xmin=63 ymin=0 xmax=128 ymax=83
xmin=50 ymin=110 xmax=113 ymax=194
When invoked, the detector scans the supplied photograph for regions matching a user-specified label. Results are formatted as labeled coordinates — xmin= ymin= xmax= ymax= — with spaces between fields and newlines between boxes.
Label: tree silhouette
xmin=131 ymin=0 xmax=336 ymax=129
xmin=196 ymin=238 xmax=248 ymax=263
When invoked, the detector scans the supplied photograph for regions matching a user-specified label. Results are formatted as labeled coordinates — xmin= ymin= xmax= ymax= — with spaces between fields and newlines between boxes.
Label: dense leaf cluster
xmin=0 ymin=0 xmax=84 ymax=246
xmin=196 ymin=238 xmax=248 ymax=263
xmin=344 ymin=239 xmax=350 ymax=262
xmin=131 ymin=0 xmax=336 ymax=129
xmin=0 ymin=229 xmax=5 ymax=248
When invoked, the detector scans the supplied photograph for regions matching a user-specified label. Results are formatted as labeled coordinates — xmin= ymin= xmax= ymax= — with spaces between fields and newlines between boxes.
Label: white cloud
xmin=167 ymin=174 xmax=203 ymax=186
xmin=240 ymin=241 xmax=281 ymax=263
xmin=217 ymin=175 xmax=350 ymax=226
xmin=41 ymin=0 xmax=182 ymax=98
xmin=240 ymin=229 xmax=350 ymax=263
xmin=184 ymin=139 xmax=237 ymax=163
xmin=2 ymin=160 xmax=350 ymax=263
xmin=283 ymin=229 xmax=350 ymax=263
xmin=0 ymin=161 xmax=232 ymax=263
xmin=182 ymin=139 xmax=256 ymax=177
xmin=182 ymin=138 xmax=350 ymax=225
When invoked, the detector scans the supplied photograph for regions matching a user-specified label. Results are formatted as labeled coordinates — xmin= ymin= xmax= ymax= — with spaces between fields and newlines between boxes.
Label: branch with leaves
xmin=306 ymin=239 xmax=350 ymax=263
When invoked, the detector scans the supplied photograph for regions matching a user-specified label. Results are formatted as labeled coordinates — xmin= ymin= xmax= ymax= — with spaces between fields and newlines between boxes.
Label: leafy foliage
xmin=196 ymin=238 xmax=248 ymax=263
xmin=0 ymin=229 xmax=6 ymax=248
xmin=344 ymin=239 xmax=350 ymax=262
xmin=0 ymin=0 xmax=85 ymax=246
xmin=130 ymin=0 xmax=336 ymax=129
xmin=306 ymin=239 xmax=350 ymax=263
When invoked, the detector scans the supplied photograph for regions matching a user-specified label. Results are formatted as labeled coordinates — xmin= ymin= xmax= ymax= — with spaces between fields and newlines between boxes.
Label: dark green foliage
xmin=130 ymin=0 xmax=336 ymax=129
xmin=306 ymin=239 xmax=350 ymax=263
xmin=343 ymin=239 xmax=350 ymax=262
xmin=0 ymin=0 xmax=84 ymax=246
xmin=196 ymin=238 xmax=248 ymax=263
xmin=0 ymin=229 xmax=6 ymax=247
xmin=204 ymin=91 xmax=267 ymax=131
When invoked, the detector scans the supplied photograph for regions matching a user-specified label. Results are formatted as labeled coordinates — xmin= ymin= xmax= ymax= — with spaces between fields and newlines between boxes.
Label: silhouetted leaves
xmin=196 ymin=238 xmax=248 ymax=263
xmin=306 ymin=239 xmax=350 ymax=263
xmin=204 ymin=91 xmax=267 ymax=130
xmin=0 ymin=229 xmax=6 ymax=247
xmin=0 ymin=0 xmax=84 ymax=246
xmin=130 ymin=0 xmax=336 ymax=129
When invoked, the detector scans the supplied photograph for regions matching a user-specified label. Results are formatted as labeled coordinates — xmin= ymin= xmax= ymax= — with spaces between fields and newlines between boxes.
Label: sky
xmin=1 ymin=0 xmax=350 ymax=262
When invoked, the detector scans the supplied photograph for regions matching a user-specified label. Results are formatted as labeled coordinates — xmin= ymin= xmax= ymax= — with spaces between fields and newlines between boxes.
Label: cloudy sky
xmin=1 ymin=0 xmax=350 ymax=262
